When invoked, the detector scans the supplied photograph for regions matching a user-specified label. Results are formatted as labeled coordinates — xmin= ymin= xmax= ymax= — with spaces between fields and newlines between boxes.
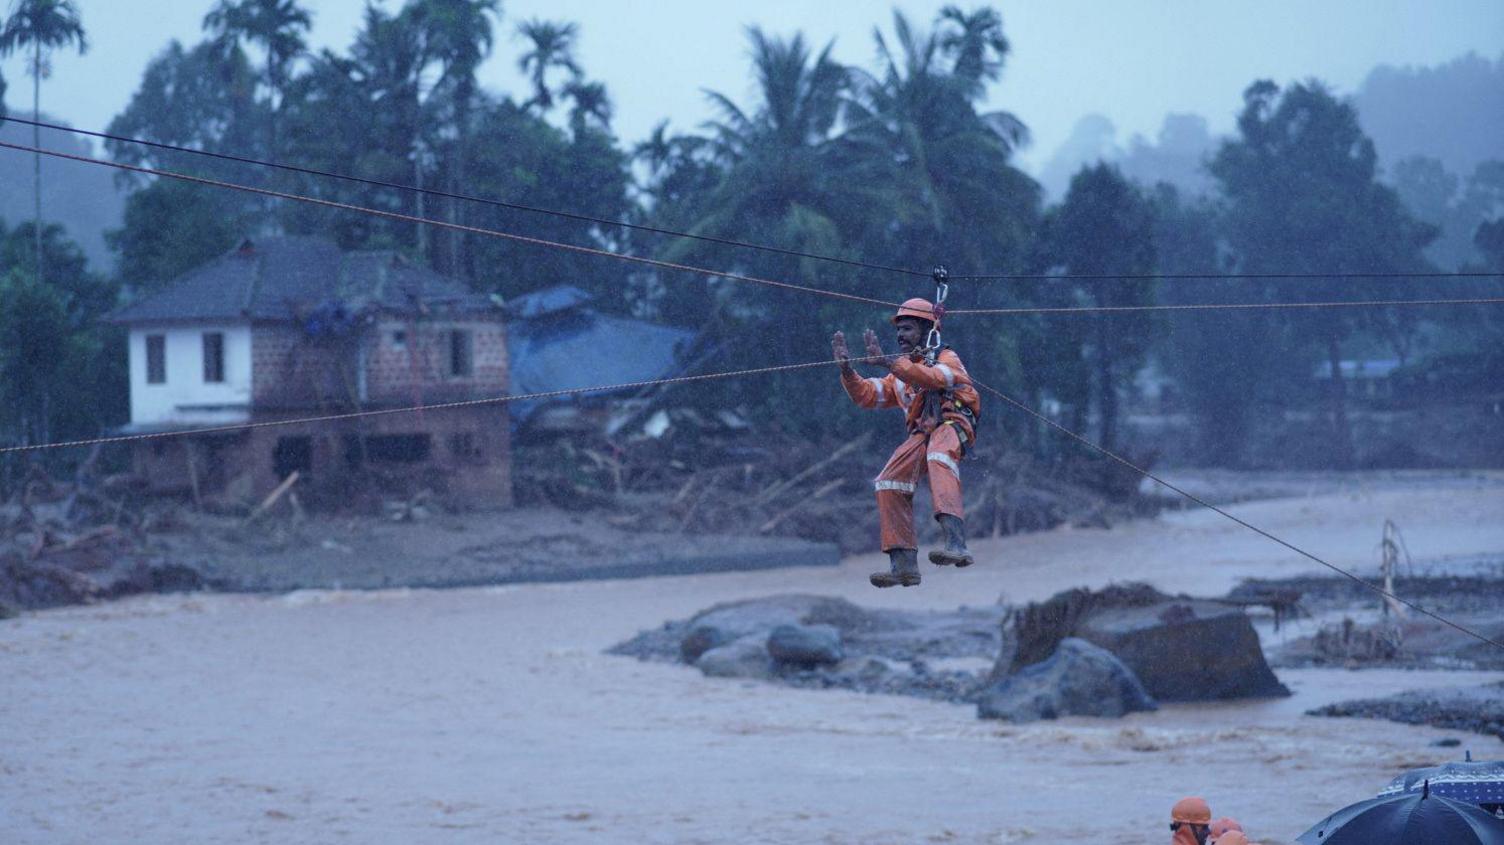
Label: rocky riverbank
xmin=609 ymin=583 xmax=1290 ymax=721
xmin=607 ymin=593 xmax=1008 ymax=703
xmin=1310 ymin=681 xmax=1504 ymax=743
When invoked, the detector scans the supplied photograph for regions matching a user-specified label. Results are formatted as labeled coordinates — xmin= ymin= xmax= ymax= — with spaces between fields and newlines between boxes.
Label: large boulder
xmin=678 ymin=595 xmax=841 ymax=663
xmin=767 ymin=623 xmax=844 ymax=667
xmin=1076 ymin=600 xmax=1288 ymax=701
xmin=680 ymin=624 xmax=735 ymax=663
xmin=695 ymin=635 xmax=776 ymax=680
xmin=977 ymin=638 xmax=1158 ymax=723
xmin=1005 ymin=584 xmax=1289 ymax=702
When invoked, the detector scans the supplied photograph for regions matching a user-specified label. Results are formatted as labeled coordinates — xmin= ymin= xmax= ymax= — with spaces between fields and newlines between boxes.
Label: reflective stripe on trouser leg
xmin=926 ymin=425 xmax=965 ymax=520
xmin=875 ymin=432 xmax=927 ymax=551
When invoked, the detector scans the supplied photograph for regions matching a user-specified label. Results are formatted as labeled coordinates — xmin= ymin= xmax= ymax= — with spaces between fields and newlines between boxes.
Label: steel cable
xmin=3 ymin=115 xmax=930 ymax=279
xmin=969 ymin=374 xmax=1504 ymax=654
xmin=946 ymin=296 xmax=1504 ymax=315
xmin=0 ymin=353 xmax=899 ymax=455
xmin=10 ymin=117 xmax=1503 ymax=286
xmin=0 ymin=140 xmax=900 ymax=309
xmin=6 ymin=140 xmax=1501 ymax=318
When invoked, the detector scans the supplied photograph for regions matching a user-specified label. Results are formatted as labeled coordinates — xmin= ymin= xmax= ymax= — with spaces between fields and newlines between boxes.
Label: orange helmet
xmin=1210 ymin=818 xmax=1244 ymax=839
xmin=1171 ymin=797 xmax=1212 ymax=824
xmin=892 ymin=298 xmax=937 ymax=326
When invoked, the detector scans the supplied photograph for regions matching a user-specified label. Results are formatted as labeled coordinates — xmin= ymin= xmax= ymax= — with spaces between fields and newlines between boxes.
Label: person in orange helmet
xmin=1212 ymin=832 xmax=1248 ymax=845
xmin=1209 ymin=818 xmax=1244 ymax=841
xmin=832 ymin=298 xmax=981 ymax=587
xmin=1170 ymin=796 xmax=1214 ymax=845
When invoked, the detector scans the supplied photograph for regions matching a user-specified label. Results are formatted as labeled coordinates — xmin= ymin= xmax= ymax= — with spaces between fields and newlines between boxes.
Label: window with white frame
xmin=203 ymin=332 xmax=225 ymax=383
xmin=146 ymin=334 xmax=166 ymax=384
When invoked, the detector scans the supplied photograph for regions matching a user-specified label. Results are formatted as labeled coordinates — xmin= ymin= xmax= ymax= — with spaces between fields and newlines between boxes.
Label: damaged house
xmin=109 ymin=236 xmax=513 ymax=505
xmin=503 ymin=285 xmax=701 ymax=436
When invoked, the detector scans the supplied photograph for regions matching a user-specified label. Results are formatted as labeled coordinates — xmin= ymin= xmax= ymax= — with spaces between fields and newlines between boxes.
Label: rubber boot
xmin=928 ymin=514 xmax=975 ymax=568
xmin=870 ymin=548 xmax=921 ymax=588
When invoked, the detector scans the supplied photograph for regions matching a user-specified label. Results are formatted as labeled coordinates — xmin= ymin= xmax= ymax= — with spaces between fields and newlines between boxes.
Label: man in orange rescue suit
xmin=831 ymin=298 xmax=981 ymax=588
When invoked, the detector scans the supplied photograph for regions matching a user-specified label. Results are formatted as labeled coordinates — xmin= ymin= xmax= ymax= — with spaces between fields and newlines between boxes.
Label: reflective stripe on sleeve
xmin=874 ymin=479 xmax=916 ymax=493
xmin=934 ymin=363 xmax=956 ymax=389
xmin=867 ymin=377 xmax=888 ymax=407
xmin=927 ymin=452 xmax=960 ymax=478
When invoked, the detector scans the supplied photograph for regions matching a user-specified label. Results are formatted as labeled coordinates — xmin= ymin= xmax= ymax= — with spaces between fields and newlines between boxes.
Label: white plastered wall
xmin=127 ymin=324 xmax=253 ymax=426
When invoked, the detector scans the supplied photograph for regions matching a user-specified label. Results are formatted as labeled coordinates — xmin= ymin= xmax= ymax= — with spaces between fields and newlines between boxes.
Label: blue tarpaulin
xmin=505 ymin=286 xmax=698 ymax=425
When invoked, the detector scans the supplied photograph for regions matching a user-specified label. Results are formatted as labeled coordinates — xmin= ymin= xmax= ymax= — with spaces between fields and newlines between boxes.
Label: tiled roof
xmin=109 ymin=236 xmax=495 ymax=324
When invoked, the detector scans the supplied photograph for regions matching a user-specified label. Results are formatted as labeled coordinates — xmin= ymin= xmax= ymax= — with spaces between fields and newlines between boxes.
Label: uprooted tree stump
xmin=999 ymin=583 xmax=1289 ymax=702
xmin=1 ymin=456 xmax=207 ymax=612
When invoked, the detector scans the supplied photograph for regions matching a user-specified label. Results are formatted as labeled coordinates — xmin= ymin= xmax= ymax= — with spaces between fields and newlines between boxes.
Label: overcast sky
xmin=2 ymin=0 xmax=1500 ymax=174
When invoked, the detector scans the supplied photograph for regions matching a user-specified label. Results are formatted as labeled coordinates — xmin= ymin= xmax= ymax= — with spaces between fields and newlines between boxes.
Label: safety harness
xmin=915 ymin=265 xmax=979 ymax=453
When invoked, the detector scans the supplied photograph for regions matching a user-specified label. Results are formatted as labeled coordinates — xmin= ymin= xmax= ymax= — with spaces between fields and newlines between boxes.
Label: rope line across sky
xmin=9 ymin=116 xmax=1504 ymax=287
xmin=3 ymin=140 xmax=1502 ymax=319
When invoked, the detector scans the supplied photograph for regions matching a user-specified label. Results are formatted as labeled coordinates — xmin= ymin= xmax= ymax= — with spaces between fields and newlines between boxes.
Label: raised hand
xmin=863 ymin=328 xmax=891 ymax=371
xmin=831 ymin=331 xmax=852 ymax=372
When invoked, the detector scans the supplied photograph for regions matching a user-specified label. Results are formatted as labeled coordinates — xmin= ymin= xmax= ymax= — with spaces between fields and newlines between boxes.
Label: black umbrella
xmin=1298 ymin=784 xmax=1504 ymax=845
xmin=1379 ymin=756 xmax=1504 ymax=812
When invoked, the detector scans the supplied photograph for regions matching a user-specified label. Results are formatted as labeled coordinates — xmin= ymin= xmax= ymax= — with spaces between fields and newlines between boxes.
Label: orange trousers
xmin=874 ymin=424 xmax=965 ymax=551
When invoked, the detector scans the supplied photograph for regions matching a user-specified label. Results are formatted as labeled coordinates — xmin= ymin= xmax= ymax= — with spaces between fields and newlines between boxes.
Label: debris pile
xmin=1235 ymin=573 xmax=1504 ymax=671
xmin=0 ymin=455 xmax=204 ymax=613
xmin=516 ymin=429 xmax=1154 ymax=553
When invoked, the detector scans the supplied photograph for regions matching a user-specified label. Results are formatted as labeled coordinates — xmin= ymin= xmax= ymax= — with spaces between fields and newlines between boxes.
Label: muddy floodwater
xmin=3 ymin=474 xmax=1503 ymax=844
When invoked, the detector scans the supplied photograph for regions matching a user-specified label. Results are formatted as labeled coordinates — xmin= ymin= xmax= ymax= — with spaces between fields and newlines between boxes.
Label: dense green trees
xmin=2 ymin=2 xmax=1497 ymax=469
xmin=202 ymin=0 xmax=311 ymax=162
xmin=0 ymin=0 xmax=87 ymax=282
xmin=1209 ymin=80 xmax=1436 ymax=467
xmin=1041 ymin=164 xmax=1157 ymax=451
xmin=0 ymin=219 xmax=122 ymax=448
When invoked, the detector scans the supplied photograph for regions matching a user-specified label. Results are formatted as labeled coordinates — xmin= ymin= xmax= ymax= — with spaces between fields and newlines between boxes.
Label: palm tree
xmin=202 ymin=0 xmax=312 ymax=159
xmin=348 ymin=3 xmax=427 ymax=247
xmin=937 ymin=6 xmax=1008 ymax=95
xmin=937 ymin=5 xmax=1027 ymax=145
xmin=562 ymin=77 xmax=611 ymax=137
xmin=413 ymin=0 xmax=499 ymax=101
xmin=633 ymin=120 xmax=715 ymax=214
xmin=843 ymin=10 xmax=1034 ymax=271
xmin=695 ymin=27 xmax=849 ymax=241
xmin=0 ymin=0 xmax=87 ymax=281
xmin=635 ymin=120 xmax=675 ymax=175
xmin=515 ymin=19 xmax=580 ymax=113
xmin=409 ymin=0 xmax=499 ymax=275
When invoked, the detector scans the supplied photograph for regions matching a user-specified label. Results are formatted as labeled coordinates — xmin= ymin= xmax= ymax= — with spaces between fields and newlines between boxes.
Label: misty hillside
xmin=1035 ymin=52 xmax=1504 ymax=207
xmin=1036 ymin=112 xmax=1215 ymax=201
xmin=1355 ymin=52 xmax=1504 ymax=177
xmin=0 ymin=113 xmax=124 ymax=272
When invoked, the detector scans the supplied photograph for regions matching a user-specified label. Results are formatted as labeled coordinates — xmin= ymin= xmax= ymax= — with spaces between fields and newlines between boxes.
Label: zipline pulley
xmin=925 ymin=264 xmax=949 ymax=363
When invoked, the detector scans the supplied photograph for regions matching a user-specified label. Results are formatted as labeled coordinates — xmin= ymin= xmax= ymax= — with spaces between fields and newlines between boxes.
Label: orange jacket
xmin=841 ymin=348 xmax=981 ymax=441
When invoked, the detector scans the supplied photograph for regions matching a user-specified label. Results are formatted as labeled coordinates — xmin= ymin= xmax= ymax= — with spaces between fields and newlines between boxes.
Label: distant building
xmin=109 ymin=236 xmax=512 ymax=505
xmin=503 ymin=285 xmax=699 ymax=434
xmin=1312 ymin=358 xmax=1403 ymax=401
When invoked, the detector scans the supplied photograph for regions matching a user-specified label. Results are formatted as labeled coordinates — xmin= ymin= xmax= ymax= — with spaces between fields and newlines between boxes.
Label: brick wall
xmin=250 ymin=317 xmax=507 ymax=409
xmin=133 ymin=404 xmax=513 ymax=507
xmin=251 ymin=325 xmax=355 ymax=408
xmin=364 ymin=317 xmax=508 ymax=404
